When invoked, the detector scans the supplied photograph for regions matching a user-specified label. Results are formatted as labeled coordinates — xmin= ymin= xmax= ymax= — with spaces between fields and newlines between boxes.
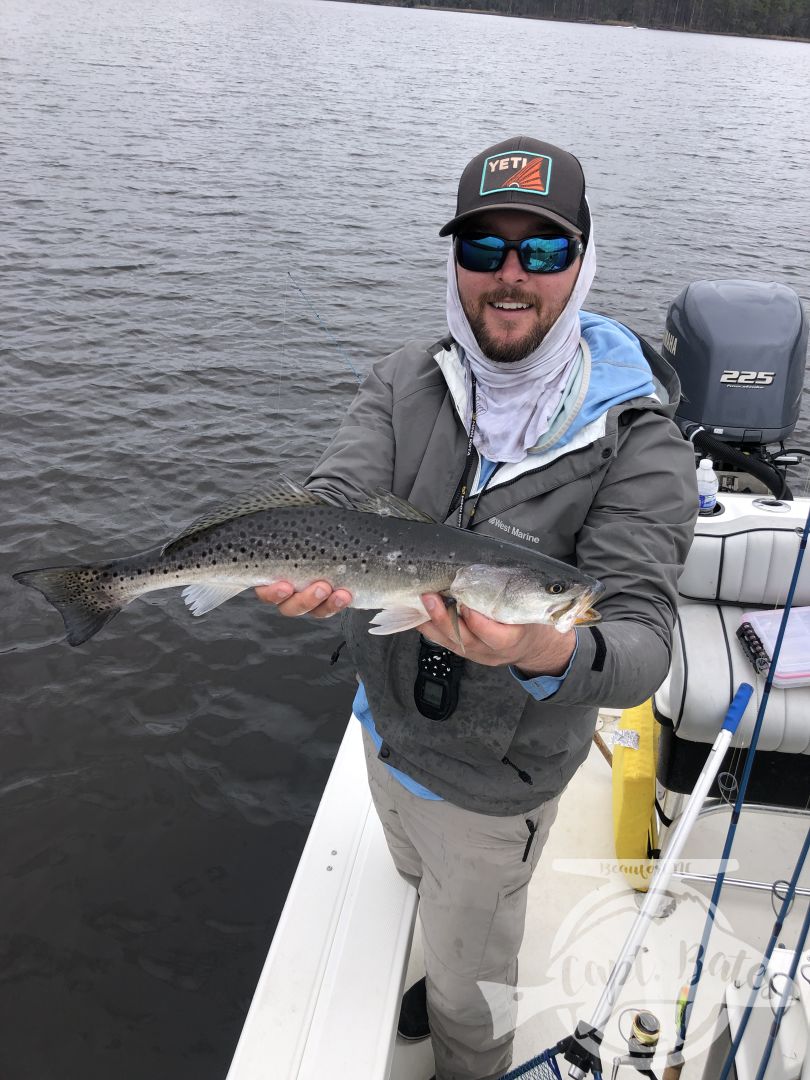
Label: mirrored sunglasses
xmin=455 ymin=233 xmax=583 ymax=275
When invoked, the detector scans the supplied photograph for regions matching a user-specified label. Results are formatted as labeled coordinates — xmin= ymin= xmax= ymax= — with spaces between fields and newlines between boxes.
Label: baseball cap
xmin=439 ymin=136 xmax=590 ymax=242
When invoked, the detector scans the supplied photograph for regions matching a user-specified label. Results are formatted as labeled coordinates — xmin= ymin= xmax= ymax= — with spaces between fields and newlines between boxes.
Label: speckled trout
xmin=13 ymin=476 xmax=604 ymax=647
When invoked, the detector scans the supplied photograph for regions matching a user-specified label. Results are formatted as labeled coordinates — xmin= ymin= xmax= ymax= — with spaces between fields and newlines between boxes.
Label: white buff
xmin=445 ymin=218 xmax=597 ymax=464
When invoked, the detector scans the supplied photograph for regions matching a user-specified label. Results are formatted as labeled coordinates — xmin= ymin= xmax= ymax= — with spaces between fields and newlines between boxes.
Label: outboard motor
xmin=661 ymin=280 xmax=809 ymax=498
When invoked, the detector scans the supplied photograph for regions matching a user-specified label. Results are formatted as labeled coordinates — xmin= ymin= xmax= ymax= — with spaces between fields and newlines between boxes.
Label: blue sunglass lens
xmin=457 ymin=236 xmax=506 ymax=271
xmin=520 ymin=236 xmax=571 ymax=272
xmin=457 ymin=235 xmax=576 ymax=274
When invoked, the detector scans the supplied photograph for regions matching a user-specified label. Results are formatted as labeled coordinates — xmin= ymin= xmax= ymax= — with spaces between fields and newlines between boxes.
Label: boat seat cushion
xmin=654 ymin=601 xmax=810 ymax=754
xmin=678 ymin=521 xmax=810 ymax=605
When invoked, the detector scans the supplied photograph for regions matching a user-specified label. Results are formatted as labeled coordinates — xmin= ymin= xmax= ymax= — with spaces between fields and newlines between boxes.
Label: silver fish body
xmin=13 ymin=477 xmax=604 ymax=646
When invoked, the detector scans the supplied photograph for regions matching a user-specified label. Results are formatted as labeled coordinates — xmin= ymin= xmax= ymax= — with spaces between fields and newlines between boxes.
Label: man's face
xmin=455 ymin=209 xmax=582 ymax=364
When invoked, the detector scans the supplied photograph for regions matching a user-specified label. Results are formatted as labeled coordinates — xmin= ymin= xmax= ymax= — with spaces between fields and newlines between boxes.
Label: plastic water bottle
xmin=697 ymin=457 xmax=719 ymax=515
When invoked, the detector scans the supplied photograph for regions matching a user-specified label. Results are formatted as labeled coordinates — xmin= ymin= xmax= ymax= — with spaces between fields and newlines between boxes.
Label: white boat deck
xmin=394 ymin=712 xmax=810 ymax=1079
xmin=229 ymin=712 xmax=810 ymax=1080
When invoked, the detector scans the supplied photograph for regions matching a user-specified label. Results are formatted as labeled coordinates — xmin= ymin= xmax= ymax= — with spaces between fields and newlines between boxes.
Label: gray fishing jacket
xmin=308 ymin=328 xmax=697 ymax=815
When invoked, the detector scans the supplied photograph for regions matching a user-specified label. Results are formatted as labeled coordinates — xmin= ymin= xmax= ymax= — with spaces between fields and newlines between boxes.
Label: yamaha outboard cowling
xmin=662 ymin=280 xmax=807 ymax=447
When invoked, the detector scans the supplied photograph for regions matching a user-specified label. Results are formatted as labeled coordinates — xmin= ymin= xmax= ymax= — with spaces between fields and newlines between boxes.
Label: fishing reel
xmin=608 ymin=1011 xmax=662 ymax=1079
xmin=561 ymin=1010 xmax=662 ymax=1079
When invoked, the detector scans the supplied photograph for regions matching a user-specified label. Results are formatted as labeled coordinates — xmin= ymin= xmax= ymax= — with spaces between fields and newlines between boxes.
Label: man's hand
xmin=254 ymin=581 xmax=352 ymax=619
xmin=419 ymin=593 xmax=576 ymax=677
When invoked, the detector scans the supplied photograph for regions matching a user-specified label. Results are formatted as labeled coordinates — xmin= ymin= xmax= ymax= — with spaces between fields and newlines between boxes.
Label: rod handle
xmin=722 ymin=683 xmax=753 ymax=733
xmin=662 ymin=1053 xmax=685 ymax=1080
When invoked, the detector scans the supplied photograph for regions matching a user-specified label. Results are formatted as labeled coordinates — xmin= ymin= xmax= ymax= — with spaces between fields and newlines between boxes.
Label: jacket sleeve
xmin=305 ymin=361 xmax=397 ymax=507
xmin=550 ymin=409 xmax=698 ymax=709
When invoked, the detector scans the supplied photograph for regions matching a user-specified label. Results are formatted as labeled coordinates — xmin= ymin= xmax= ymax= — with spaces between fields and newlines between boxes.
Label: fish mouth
xmin=550 ymin=594 xmax=603 ymax=628
xmin=571 ymin=607 xmax=602 ymax=626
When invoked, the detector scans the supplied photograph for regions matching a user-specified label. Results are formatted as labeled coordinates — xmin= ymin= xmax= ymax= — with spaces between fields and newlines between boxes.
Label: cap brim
xmin=439 ymin=204 xmax=582 ymax=238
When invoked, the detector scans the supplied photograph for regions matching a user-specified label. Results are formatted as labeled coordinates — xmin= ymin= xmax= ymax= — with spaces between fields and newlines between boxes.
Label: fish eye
xmin=546 ymin=582 xmax=566 ymax=595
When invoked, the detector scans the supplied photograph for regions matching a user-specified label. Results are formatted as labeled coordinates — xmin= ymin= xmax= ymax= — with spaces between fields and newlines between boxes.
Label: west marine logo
xmin=480 ymin=152 xmax=551 ymax=198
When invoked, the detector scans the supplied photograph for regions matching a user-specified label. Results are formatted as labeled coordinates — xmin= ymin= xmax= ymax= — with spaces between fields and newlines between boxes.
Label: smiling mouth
xmin=490 ymin=301 xmax=532 ymax=311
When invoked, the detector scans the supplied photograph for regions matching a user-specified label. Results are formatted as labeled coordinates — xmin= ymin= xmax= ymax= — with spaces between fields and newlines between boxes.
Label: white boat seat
xmin=656 ymin=601 xmax=810 ymax=753
xmin=653 ymin=495 xmax=810 ymax=809
xmin=677 ymin=507 xmax=810 ymax=606
xmin=654 ymin=602 xmax=810 ymax=807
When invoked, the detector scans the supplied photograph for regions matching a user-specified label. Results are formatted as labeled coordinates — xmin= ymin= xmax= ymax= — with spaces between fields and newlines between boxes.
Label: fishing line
xmin=286 ymin=271 xmax=362 ymax=385
xmin=664 ymin=501 xmax=810 ymax=1077
xmin=715 ymin=822 xmax=810 ymax=1080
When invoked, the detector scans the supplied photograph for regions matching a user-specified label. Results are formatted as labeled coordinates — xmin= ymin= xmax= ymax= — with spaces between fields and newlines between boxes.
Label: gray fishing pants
xmin=362 ymin=728 xmax=560 ymax=1080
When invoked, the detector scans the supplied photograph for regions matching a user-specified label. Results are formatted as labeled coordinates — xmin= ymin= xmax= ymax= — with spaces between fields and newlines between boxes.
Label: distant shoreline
xmin=335 ymin=0 xmax=810 ymax=43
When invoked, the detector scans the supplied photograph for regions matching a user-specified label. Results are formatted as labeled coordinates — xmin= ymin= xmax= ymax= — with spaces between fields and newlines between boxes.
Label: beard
xmin=461 ymin=287 xmax=565 ymax=364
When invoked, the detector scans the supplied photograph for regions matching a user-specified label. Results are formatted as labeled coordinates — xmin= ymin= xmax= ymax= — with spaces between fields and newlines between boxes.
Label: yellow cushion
xmin=611 ymin=700 xmax=658 ymax=891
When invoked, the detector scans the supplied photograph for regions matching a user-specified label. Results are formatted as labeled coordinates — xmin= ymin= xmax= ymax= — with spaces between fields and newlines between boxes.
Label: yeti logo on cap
xmin=480 ymin=152 xmax=551 ymax=197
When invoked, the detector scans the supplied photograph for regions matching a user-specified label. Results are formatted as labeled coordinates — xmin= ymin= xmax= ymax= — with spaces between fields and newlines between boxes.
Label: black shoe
xmin=397 ymin=975 xmax=430 ymax=1041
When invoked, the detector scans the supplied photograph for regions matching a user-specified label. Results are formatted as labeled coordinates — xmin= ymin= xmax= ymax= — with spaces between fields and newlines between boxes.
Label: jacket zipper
xmin=449 ymin=442 xmax=601 ymax=524
xmin=479 ymin=441 xmax=606 ymax=498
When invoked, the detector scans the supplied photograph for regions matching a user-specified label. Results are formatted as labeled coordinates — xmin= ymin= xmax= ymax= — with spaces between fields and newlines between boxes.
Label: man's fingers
xmin=255 ymin=582 xmax=294 ymax=605
xmin=255 ymin=581 xmax=352 ymax=618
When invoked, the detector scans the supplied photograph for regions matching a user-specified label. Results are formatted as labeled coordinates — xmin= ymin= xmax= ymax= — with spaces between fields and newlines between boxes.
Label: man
xmin=257 ymin=136 xmax=697 ymax=1080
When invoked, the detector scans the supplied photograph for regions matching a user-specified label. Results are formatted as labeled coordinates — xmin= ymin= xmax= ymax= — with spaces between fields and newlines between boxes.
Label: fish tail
xmin=12 ymin=565 xmax=124 ymax=646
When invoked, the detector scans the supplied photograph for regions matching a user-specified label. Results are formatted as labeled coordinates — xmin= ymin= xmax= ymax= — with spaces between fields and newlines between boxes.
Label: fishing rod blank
xmin=716 ymin=824 xmax=810 ymax=1080
xmin=753 ymin=891 xmax=810 ymax=1080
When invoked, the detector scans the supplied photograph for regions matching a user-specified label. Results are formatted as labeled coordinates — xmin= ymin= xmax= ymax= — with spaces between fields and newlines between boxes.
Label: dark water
xmin=1 ymin=0 xmax=809 ymax=1076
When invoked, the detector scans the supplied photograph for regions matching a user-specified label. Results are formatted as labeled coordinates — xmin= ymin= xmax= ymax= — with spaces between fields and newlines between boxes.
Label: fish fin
xmin=356 ymin=490 xmax=436 ymax=523
xmin=164 ymin=476 xmax=330 ymax=555
xmin=13 ymin=566 xmax=123 ymax=646
xmin=181 ymin=583 xmax=250 ymax=616
xmin=446 ymin=601 xmax=466 ymax=654
xmin=368 ymin=605 xmax=430 ymax=635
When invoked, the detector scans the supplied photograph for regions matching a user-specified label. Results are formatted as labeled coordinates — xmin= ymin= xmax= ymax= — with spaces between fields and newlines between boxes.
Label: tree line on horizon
xmin=340 ymin=0 xmax=809 ymax=39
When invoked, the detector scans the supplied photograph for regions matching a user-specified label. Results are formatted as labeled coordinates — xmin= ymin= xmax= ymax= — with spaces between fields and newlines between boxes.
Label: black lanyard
xmin=455 ymin=372 xmax=500 ymax=529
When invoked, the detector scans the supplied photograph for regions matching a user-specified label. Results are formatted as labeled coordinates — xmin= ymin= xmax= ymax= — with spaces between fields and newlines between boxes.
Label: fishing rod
xmin=715 ymin=823 xmax=810 ymax=1080
xmin=502 ymin=684 xmax=753 ymax=1080
xmin=662 ymin=501 xmax=810 ymax=1079
xmin=752 ymin=888 xmax=810 ymax=1080
xmin=562 ymin=683 xmax=753 ymax=1080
